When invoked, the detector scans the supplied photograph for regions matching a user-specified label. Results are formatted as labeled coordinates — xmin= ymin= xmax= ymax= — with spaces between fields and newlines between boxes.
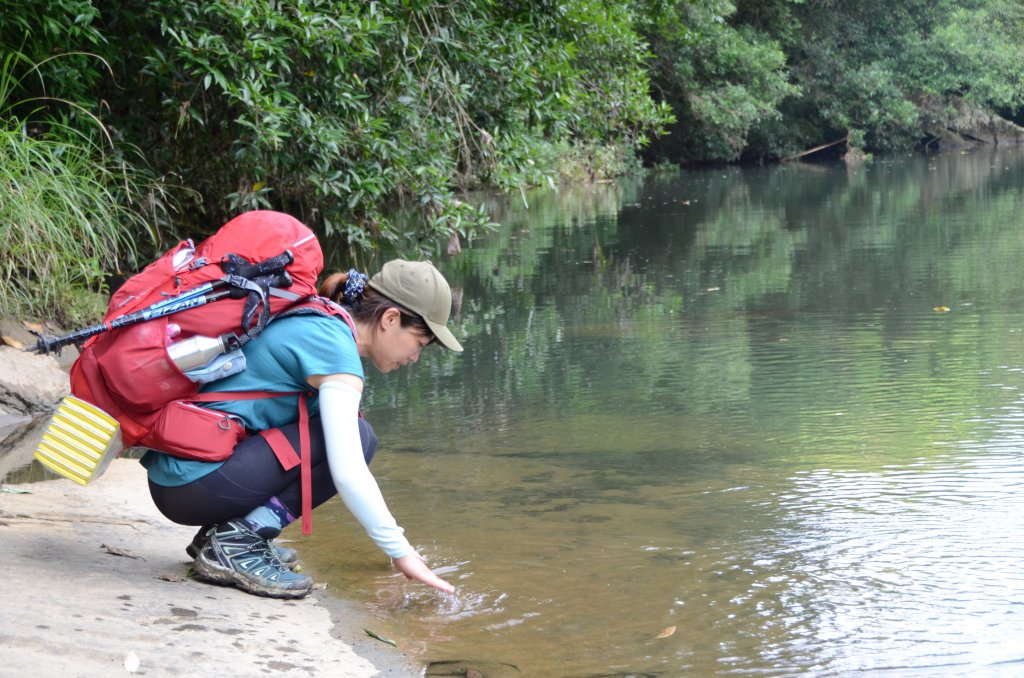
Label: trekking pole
xmin=29 ymin=254 xmax=294 ymax=355
xmin=28 ymin=281 xmax=229 ymax=355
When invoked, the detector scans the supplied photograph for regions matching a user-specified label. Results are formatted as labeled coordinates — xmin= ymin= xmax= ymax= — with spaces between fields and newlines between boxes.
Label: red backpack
xmin=66 ymin=210 xmax=351 ymax=533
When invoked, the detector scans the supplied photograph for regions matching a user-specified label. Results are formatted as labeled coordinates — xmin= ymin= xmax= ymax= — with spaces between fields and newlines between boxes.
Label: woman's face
xmin=367 ymin=308 xmax=432 ymax=373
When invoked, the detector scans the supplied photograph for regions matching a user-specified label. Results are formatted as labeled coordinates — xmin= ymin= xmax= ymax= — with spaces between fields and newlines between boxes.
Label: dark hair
xmin=319 ymin=270 xmax=435 ymax=342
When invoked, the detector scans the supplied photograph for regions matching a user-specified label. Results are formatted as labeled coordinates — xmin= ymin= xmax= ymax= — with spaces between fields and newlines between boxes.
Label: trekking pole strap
xmin=220 ymin=250 xmax=294 ymax=280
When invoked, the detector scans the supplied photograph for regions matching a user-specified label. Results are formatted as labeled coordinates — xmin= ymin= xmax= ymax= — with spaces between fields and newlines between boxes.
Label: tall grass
xmin=0 ymin=52 xmax=166 ymax=328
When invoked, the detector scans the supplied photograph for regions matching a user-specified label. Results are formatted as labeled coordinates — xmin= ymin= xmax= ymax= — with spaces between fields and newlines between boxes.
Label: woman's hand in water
xmin=392 ymin=551 xmax=455 ymax=593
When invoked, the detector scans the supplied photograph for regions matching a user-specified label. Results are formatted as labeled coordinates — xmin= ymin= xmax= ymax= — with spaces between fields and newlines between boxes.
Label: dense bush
xmin=86 ymin=1 xmax=671 ymax=255
xmin=0 ymin=51 xmax=165 ymax=326
xmin=0 ymin=0 xmax=671 ymax=266
xmin=641 ymin=0 xmax=1024 ymax=162
xmin=0 ymin=0 xmax=676 ymax=326
xmin=739 ymin=0 xmax=1024 ymax=156
xmin=641 ymin=0 xmax=797 ymax=163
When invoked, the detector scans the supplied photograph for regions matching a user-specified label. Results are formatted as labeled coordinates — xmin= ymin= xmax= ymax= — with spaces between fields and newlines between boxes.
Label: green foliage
xmin=0 ymin=52 xmax=161 ymax=327
xmin=0 ymin=0 xmax=675 ymax=322
xmin=641 ymin=0 xmax=797 ymax=162
xmin=928 ymin=3 xmax=1024 ymax=114
xmin=750 ymin=0 xmax=1024 ymax=154
xmin=0 ymin=0 xmax=108 ymax=128
xmin=639 ymin=0 xmax=1024 ymax=159
xmin=809 ymin=58 xmax=921 ymax=150
xmin=84 ymin=0 xmax=670 ymax=255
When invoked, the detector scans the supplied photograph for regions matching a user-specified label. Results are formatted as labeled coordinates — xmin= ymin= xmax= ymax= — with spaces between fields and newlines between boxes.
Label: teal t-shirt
xmin=140 ymin=313 xmax=363 ymax=486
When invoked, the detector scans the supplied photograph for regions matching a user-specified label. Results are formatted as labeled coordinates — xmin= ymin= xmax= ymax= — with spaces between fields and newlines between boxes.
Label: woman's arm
xmin=310 ymin=373 xmax=454 ymax=593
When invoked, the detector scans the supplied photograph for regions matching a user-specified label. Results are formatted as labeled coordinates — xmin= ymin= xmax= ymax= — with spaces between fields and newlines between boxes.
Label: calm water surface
xmin=299 ymin=149 xmax=1024 ymax=677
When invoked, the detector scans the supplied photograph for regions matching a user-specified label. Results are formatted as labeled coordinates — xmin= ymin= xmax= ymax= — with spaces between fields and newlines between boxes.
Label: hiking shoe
xmin=191 ymin=519 xmax=313 ymax=599
xmin=186 ymin=525 xmax=300 ymax=569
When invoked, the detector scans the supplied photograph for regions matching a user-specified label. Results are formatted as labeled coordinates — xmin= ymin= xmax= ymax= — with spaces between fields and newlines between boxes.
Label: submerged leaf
xmin=655 ymin=625 xmax=676 ymax=639
xmin=363 ymin=627 xmax=398 ymax=647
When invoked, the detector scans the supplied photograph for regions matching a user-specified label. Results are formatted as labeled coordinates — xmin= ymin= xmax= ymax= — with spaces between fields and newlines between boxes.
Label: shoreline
xmin=0 ymin=456 xmax=423 ymax=676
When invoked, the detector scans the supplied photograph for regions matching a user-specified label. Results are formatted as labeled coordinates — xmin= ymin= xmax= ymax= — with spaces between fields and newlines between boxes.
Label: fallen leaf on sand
xmin=1 ymin=487 xmax=30 ymax=494
xmin=2 ymin=335 xmax=25 ymax=349
xmin=655 ymin=626 xmax=677 ymax=639
xmin=101 ymin=543 xmax=144 ymax=560
xmin=21 ymin=320 xmax=45 ymax=334
xmin=158 ymin=574 xmax=185 ymax=582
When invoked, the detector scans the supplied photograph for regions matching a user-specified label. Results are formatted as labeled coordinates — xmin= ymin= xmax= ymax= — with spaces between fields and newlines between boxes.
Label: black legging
xmin=147 ymin=416 xmax=377 ymax=526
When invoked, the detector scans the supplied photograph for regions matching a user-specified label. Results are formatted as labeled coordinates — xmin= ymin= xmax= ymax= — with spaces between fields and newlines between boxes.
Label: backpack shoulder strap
xmin=275 ymin=295 xmax=357 ymax=337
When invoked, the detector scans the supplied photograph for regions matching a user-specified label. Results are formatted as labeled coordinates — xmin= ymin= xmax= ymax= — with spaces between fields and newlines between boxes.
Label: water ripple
xmin=760 ymin=453 xmax=1024 ymax=674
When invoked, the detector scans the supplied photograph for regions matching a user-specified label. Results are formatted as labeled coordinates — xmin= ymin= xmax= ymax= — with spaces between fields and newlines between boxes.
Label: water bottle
xmin=167 ymin=334 xmax=230 ymax=372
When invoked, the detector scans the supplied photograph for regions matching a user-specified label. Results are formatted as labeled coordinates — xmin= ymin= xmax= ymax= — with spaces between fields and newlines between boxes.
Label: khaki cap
xmin=368 ymin=260 xmax=463 ymax=352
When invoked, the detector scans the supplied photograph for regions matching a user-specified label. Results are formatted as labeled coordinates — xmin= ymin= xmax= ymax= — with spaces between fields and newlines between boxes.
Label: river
xmin=299 ymin=148 xmax=1024 ymax=677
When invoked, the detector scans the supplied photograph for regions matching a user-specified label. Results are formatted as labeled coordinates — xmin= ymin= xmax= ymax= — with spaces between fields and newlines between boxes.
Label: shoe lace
xmin=235 ymin=523 xmax=289 ymax=570
xmin=263 ymin=545 xmax=288 ymax=569
xmin=253 ymin=535 xmax=288 ymax=569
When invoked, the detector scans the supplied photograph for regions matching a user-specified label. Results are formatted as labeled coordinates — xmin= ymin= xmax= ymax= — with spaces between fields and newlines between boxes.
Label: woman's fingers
xmin=393 ymin=552 xmax=455 ymax=593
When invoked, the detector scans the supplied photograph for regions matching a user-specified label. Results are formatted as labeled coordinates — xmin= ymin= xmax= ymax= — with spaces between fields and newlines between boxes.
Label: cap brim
xmin=427 ymin=320 xmax=463 ymax=352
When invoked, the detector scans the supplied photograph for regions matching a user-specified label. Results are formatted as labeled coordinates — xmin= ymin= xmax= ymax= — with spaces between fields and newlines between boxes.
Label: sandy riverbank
xmin=0 ymin=457 xmax=423 ymax=677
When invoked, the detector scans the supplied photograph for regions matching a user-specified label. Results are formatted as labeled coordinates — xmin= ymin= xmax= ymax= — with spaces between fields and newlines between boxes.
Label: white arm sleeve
xmin=318 ymin=380 xmax=413 ymax=559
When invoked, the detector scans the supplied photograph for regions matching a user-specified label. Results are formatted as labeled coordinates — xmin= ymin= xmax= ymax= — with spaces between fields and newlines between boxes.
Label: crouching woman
xmin=140 ymin=260 xmax=461 ymax=598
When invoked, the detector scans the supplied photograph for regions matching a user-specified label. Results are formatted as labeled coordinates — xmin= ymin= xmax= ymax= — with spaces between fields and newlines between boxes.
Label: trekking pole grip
xmin=220 ymin=251 xmax=294 ymax=280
